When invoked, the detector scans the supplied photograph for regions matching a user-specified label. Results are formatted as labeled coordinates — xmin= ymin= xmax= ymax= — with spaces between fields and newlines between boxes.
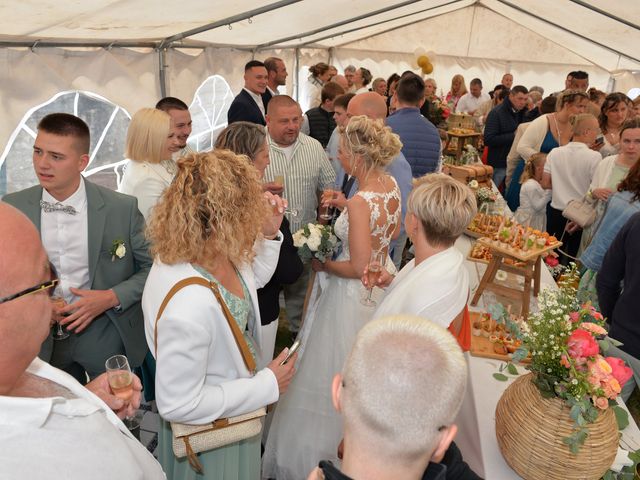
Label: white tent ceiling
xmin=1 ymin=0 xmax=638 ymax=69
xmin=0 ymin=0 xmax=638 ymax=160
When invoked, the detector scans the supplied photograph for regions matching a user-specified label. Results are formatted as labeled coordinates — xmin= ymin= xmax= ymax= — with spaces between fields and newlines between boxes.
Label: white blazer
xmin=143 ymin=236 xmax=282 ymax=424
xmin=119 ymin=159 xmax=175 ymax=221
xmin=373 ymin=247 xmax=469 ymax=328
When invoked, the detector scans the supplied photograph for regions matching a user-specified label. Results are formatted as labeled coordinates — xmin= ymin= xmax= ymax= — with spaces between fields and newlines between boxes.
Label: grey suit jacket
xmin=3 ymin=179 xmax=152 ymax=367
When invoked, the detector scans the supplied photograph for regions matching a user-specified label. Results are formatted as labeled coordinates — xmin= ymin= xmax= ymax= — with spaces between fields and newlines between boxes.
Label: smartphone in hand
xmin=280 ymin=339 xmax=301 ymax=365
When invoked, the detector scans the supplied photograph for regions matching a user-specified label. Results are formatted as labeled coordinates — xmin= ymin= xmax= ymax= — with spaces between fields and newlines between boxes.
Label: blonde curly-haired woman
xmin=143 ymin=150 xmax=297 ymax=479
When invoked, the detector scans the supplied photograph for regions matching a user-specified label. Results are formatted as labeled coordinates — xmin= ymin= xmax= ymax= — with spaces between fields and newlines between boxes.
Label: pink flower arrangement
xmin=579 ymin=323 xmax=607 ymax=336
xmin=567 ymin=329 xmax=600 ymax=359
xmin=606 ymin=357 xmax=633 ymax=387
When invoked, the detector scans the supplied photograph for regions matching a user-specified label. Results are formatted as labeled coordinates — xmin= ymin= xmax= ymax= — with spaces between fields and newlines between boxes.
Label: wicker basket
xmin=495 ymin=373 xmax=618 ymax=480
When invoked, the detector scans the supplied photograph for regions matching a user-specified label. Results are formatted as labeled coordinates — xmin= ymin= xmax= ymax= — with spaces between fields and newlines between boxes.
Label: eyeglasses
xmin=0 ymin=263 xmax=59 ymax=305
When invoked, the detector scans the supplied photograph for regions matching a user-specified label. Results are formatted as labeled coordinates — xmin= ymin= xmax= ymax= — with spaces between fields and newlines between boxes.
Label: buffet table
xmin=453 ymin=233 xmax=640 ymax=479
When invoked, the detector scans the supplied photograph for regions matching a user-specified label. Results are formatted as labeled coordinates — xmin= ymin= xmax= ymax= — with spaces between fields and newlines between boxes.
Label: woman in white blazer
xmin=143 ymin=150 xmax=297 ymax=479
xmin=368 ymin=174 xmax=477 ymax=337
xmin=119 ymin=108 xmax=180 ymax=220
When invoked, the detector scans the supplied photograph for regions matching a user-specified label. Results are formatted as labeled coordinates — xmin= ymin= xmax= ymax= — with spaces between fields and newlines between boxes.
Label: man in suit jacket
xmin=3 ymin=113 xmax=152 ymax=383
xmin=227 ymin=60 xmax=271 ymax=126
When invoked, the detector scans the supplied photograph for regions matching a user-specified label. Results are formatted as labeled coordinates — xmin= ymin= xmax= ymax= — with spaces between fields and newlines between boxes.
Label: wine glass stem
xmin=366 ymin=287 xmax=373 ymax=303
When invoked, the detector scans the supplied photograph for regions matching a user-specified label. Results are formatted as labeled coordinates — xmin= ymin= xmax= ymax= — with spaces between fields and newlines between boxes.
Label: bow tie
xmin=40 ymin=200 xmax=78 ymax=215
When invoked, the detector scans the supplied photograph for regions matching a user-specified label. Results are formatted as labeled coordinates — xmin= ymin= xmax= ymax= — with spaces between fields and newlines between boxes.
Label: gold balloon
xmin=422 ymin=62 xmax=434 ymax=74
xmin=417 ymin=55 xmax=430 ymax=68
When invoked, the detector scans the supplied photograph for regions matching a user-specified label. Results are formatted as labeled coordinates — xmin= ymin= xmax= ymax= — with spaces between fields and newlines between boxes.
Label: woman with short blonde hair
xmin=371 ymin=173 xmax=477 ymax=341
xmin=144 ymin=150 xmax=297 ymax=478
xmin=119 ymin=108 xmax=180 ymax=220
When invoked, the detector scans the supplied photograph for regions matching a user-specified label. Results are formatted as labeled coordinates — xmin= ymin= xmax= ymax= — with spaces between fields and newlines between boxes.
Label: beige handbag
xmin=562 ymin=196 xmax=597 ymax=228
xmin=154 ymin=277 xmax=267 ymax=474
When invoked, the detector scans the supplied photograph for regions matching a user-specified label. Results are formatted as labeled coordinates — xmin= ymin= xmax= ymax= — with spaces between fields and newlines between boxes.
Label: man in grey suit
xmin=3 ymin=113 xmax=152 ymax=383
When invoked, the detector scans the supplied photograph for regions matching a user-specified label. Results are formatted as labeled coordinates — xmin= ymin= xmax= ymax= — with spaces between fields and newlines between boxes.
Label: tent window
xmin=188 ymin=75 xmax=235 ymax=152
xmin=0 ymin=91 xmax=131 ymax=196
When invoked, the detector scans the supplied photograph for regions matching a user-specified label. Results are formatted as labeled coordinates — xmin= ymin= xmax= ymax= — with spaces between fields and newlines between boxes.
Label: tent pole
xmin=158 ymin=0 xmax=302 ymax=49
xmin=568 ymin=0 xmax=640 ymax=31
xmin=159 ymin=48 xmax=168 ymax=98
xmin=494 ymin=0 xmax=640 ymax=64
xmin=255 ymin=0 xmax=422 ymax=50
xmin=295 ymin=48 xmax=300 ymax=102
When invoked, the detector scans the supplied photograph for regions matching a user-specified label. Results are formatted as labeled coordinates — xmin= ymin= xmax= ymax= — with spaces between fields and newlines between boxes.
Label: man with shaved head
xmin=264 ymin=95 xmax=336 ymax=339
xmin=0 ymin=203 xmax=164 ymax=479
xmin=386 ymin=72 xmax=442 ymax=178
xmin=343 ymin=92 xmax=413 ymax=268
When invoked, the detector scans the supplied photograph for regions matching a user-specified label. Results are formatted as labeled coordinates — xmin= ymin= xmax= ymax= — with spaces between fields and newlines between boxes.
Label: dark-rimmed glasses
xmin=0 ymin=263 xmax=59 ymax=304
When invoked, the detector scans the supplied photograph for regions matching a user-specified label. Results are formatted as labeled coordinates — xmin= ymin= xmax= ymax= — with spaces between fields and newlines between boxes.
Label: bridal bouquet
xmin=292 ymin=223 xmax=337 ymax=262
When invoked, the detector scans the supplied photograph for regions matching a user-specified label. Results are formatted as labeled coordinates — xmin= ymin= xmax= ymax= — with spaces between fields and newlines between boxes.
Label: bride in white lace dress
xmin=263 ymin=115 xmax=402 ymax=479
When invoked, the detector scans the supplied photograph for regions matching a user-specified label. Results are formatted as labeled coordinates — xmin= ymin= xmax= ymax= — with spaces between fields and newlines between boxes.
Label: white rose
xmin=115 ymin=243 xmax=126 ymax=258
xmin=468 ymin=179 xmax=479 ymax=189
xmin=307 ymin=232 xmax=321 ymax=251
xmin=292 ymin=232 xmax=307 ymax=248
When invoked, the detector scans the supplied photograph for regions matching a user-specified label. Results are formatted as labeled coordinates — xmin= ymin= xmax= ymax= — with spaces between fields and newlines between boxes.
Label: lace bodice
xmin=334 ymin=180 xmax=401 ymax=261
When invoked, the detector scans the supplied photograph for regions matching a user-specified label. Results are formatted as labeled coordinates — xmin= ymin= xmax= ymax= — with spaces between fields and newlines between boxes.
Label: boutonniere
xmin=110 ymin=239 xmax=126 ymax=262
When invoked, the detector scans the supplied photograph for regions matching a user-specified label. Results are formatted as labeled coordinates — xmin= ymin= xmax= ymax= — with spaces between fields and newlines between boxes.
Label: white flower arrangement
xmin=292 ymin=223 xmax=337 ymax=262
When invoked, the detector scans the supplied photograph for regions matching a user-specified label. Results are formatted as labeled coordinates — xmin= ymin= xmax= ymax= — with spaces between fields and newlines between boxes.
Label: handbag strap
xmin=153 ymin=276 xmax=256 ymax=373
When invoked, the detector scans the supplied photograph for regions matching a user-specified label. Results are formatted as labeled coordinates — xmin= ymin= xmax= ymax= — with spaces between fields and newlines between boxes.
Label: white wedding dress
xmin=262 ymin=182 xmax=400 ymax=480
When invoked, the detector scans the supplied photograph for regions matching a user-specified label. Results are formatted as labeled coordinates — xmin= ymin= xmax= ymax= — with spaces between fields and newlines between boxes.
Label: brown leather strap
xmin=154 ymin=276 xmax=256 ymax=373
xmin=184 ymin=438 xmax=203 ymax=474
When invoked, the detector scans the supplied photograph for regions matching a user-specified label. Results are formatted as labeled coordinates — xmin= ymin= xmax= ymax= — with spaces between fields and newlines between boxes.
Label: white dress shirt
xmin=456 ymin=92 xmax=491 ymax=114
xmin=243 ymin=87 xmax=266 ymax=118
xmin=0 ymin=358 xmax=165 ymax=479
xmin=41 ymin=179 xmax=90 ymax=304
xmin=544 ymin=141 xmax=602 ymax=210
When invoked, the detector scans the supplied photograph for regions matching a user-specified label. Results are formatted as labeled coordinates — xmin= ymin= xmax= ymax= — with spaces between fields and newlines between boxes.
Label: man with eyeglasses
xmin=0 ymin=202 xmax=164 ymax=479
xmin=3 ymin=113 xmax=152 ymax=384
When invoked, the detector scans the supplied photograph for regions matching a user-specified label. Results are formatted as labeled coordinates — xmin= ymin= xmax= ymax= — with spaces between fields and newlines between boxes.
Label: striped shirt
xmin=265 ymin=132 xmax=336 ymax=232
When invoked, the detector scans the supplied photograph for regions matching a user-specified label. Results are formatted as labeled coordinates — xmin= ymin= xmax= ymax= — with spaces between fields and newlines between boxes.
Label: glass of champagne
xmin=320 ymin=188 xmax=336 ymax=220
xmin=273 ymin=172 xmax=285 ymax=188
xmin=51 ymin=294 xmax=70 ymax=341
xmin=361 ymin=250 xmax=386 ymax=307
xmin=105 ymin=354 xmax=137 ymax=431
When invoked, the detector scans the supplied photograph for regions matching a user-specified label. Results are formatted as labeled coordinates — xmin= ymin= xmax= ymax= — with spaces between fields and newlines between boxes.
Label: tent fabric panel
xmin=277 ymin=0 xmax=474 ymax=49
xmin=0 ymin=0 xmax=276 ymax=40
xmin=336 ymin=5 xmax=593 ymax=66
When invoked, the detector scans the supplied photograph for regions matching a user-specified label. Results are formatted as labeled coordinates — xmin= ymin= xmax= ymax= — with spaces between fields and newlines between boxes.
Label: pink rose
xmin=567 ymin=329 xmax=600 ymax=359
xmin=580 ymin=323 xmax=607 ymax=336
xmin=592 ymin=396 xmax=609 ymax=410
xmin=569 ymin=312 xmax=580 ymax=323
xmin=605 ymin=357 xmax=633 ymax=388
xmin=602 ymin=378 xmax=621 ymax=399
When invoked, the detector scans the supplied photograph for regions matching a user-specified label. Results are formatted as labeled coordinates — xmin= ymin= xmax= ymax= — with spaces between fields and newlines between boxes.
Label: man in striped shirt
xmin=264 ymin=95 xmax=336 ymax=338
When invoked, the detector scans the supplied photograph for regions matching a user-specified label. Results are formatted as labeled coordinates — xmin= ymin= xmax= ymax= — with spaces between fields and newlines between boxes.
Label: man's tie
xmin=40 ymin=200 xmax=78 ymax=215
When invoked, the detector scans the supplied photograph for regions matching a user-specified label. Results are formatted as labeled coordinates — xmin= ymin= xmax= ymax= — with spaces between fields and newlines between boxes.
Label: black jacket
xmin=484 ymin=97 xmax=525 ymax=169
xmin=597 ymin=212 xmax=640 ymax=358
xmin=227 ymin=89 xmax=270 ymax=126
xmin=257 ymin=217 xmax=303 ymax=325
xmin=306 ymin=106 xmax=336 ymax=148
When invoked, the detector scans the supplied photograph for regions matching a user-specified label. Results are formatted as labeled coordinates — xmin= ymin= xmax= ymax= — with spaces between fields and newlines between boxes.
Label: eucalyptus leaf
xmin=613 ymin=405 xmax=630 ymax=431
xmin=493 ymin=373 xmax=509 ymax=381
xmin=507 ymin=363 xmax=519 ymax=376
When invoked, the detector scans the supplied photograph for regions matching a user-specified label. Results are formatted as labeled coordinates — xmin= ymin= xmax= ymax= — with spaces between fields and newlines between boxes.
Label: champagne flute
xmin=51 ymin=294 xmax=70 ymax=341
xmin=105 ymin=355 xmax=137 ymax=431
xmin=320 ymin=188 xmax=336 ymax=220
xmin=361 ymin=250 xmax=386 ymax=307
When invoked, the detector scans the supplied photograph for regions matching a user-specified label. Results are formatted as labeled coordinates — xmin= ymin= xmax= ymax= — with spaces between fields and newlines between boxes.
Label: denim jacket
xmin=580 ymin=191 xmax=640 ymax=271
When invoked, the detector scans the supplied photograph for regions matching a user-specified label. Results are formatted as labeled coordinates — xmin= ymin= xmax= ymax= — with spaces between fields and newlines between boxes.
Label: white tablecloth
xmin=453 ymin=234 xmax=640 ymax=479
